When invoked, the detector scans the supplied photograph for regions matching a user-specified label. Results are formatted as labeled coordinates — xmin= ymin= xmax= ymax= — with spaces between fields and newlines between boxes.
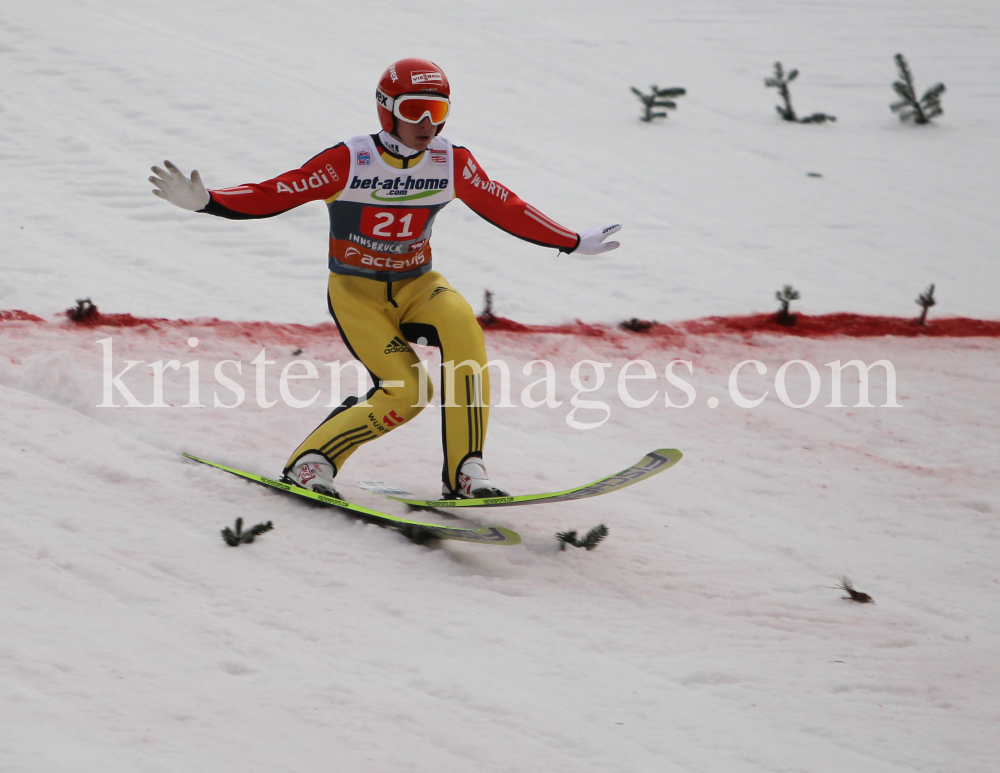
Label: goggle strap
xmin=375 ymin=87 xmax=395 ymax=112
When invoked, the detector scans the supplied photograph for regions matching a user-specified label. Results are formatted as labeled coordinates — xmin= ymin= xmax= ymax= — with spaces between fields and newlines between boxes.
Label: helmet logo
xmin=389 ymin=64 xmax=398 ymax=82
xmin=411 ymin=71 xmax=443 ymax=85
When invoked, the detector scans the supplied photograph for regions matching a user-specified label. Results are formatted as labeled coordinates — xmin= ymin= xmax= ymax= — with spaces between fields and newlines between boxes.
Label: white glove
xmin=149 ymin=160 xmax=210 ymax=211
xmin=573 ymin=223 xmax=622 ymax=255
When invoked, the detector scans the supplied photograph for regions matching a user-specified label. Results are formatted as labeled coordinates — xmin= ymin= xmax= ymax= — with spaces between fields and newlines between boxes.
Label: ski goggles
xmin=376 ymin=89 xmax=451 ymax=125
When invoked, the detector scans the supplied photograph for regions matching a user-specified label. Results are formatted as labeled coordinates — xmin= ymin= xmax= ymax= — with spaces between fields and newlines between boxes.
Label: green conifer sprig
xmin=479 ymin=289 xmax=497 ymax=327
xmin=775 ymin=284 xmax=800 ymax=326
xmin=765 ymin=62 xmax=836 ymax=124
xmin=557 ymin=524 xmax=609 ymax=551
xmin=835 ymin=576 xmax=874 ymax=604
xmin=221 ymin=517 xmax=274 ymax=546
xmin=620 ymin=317 xmax=654 ymax=333
xmin=916 ymin=283 xmax=936 ymax=325
xmin=631 ymin=85 xmax=686 ymax=122
xmin=891 ymin=54 xmax=945 ymax=124
xmin=765 ymin=62 xmax=799 ymax=122
xmin=68 ymin=298 xmax=98 ymax=321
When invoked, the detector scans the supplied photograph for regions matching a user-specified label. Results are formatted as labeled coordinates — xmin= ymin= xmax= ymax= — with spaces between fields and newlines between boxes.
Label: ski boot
xmin=445 ymin=456 xmax=510 ymax=500
xmin=282 ymin=453 xmax=343 ymax=499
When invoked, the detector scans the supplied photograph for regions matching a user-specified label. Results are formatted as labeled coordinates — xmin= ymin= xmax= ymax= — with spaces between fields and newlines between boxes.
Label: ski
xmin=182 ymin=453 xmax=521 ymax=546
xmin=358 ymin=448 xmax=682 ymax=508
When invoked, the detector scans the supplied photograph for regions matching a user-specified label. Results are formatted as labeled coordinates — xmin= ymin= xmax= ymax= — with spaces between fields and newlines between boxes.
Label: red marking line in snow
xmin=0 ymin=310 xmax=44 ymax=322
xmin=55 ymin=309 xmax=338 ymax=340
xmin=1 ymin=309 xmax=997 ymax=340
xmin=477 ymin=313 xmax=1000 ymax=339
xmin=678 ymin=313 xmax=1000 ymax=338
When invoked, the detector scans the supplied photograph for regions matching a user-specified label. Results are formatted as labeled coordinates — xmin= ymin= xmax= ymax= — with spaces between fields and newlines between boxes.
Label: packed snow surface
xmin=2 ymin=1 xmax=999 ymax=772
xmin=2 ymin=0 xmax=999 ymax=324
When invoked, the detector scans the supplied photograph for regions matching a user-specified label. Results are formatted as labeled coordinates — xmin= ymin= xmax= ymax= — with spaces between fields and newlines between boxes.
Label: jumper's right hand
xmin=149 ymin=160 xmax=210 ymax=211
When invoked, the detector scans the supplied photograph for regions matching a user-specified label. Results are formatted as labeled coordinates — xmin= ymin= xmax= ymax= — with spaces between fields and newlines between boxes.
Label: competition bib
xmin=327 ymin=135 xmax=455 ymax=280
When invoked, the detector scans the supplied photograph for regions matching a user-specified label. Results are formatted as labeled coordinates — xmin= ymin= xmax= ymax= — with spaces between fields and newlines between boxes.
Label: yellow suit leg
xmin=391 ymin=273 xmax=491 ymax=493
xmin=284 ymin=271 xmax=490 ymax=493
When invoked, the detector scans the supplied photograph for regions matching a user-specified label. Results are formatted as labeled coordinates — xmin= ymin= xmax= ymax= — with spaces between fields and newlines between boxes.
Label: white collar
xmin=378 ymin=130 xmax=422 ymax=158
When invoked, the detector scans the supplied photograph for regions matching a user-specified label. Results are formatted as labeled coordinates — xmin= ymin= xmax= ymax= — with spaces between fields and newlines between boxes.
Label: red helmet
xmin=376 ymin=58 xmax=451 ymax=135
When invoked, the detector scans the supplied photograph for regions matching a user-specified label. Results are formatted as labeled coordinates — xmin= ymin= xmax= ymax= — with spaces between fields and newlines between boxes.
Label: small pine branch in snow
xmin=834 ymin=577 xmax=874 ymax=604
xmin=765 ymin=62 xmax=836 ymax=124
xmin=557 ymin=524 xmax=609 ymax=551
xmin=797 ymin=112 xmax=836 ymax=124
xmin=891 ymin=54 xmax=945 ymax=124
xmin=916 ymin=284 xmax=936 ymax=325
xmin=479 ymin=289 xmax=497 ymax=327
xmin=631 ymin=85 xmax=686 ymax=122
xmin=68 ymin=298 xmax=98 ymax=321
xmin=221 ymin=517 xmax=274 ymax=546
xmin=765 ymin=62 xmax=798 ymax=121
xmin=775 ymin=284 xmax=800 ymax=326
xmin=620 ymin=317 xmax=655 ymax=333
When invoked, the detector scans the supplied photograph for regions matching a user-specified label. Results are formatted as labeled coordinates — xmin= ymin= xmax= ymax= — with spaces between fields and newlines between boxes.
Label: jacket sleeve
xmin=453 ymin=147 xmax=580 ymax=252
xmin=200 ymin=144 xmax=351 ymax=220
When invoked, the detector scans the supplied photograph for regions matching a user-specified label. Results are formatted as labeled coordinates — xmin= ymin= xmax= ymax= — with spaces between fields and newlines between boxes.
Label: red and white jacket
xmin=202 ymin=132 xmax=581 ymax=281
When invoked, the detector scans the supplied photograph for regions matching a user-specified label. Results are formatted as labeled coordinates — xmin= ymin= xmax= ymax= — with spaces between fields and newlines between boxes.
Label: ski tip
xmin=651 ymin=448 xmax=683 ymax=465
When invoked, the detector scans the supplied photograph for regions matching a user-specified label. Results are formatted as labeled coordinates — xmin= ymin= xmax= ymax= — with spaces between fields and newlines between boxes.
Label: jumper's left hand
xmin=574 ymin=224 xmax=622 ymax=255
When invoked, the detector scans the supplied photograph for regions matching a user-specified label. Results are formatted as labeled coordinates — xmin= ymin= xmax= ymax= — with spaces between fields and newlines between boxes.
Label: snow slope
xmin=3 ymin=317 xmax=999 ymax=772
xmin=2 ymin=0 xmax=999 ymax=324
xmin=2 ymin=1 xmax=1000 ymax=772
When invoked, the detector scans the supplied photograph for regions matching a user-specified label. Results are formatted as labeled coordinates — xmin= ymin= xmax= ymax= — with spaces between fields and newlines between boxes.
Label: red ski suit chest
xmin=202 ymin=134 xmax=580 ymax=281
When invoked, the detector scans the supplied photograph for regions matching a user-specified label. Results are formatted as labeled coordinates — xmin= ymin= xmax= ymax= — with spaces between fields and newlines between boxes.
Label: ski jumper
xmin=201 ymin=132 xmax=580 ymax=491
